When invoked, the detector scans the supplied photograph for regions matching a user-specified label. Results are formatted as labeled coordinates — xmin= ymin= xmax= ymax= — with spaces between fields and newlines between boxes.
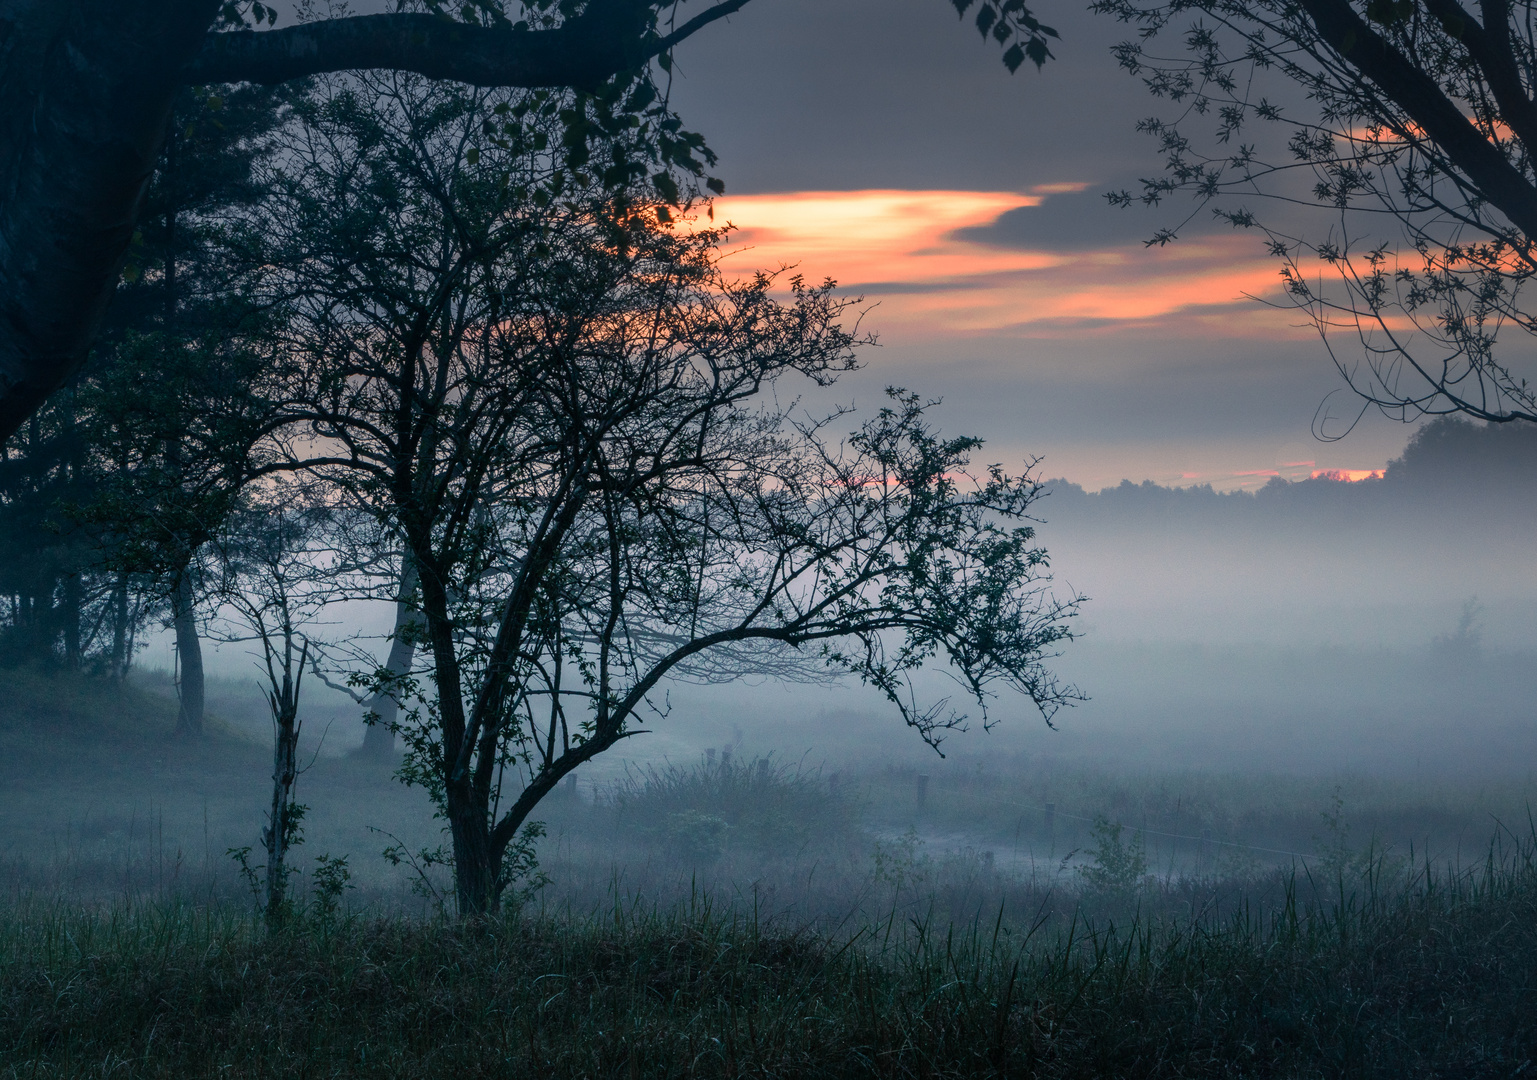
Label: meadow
xmin=6 ymin=834 xmax=1537 ymax=1077
xmin=3 ymin=666 xmax=1537 ymax=1076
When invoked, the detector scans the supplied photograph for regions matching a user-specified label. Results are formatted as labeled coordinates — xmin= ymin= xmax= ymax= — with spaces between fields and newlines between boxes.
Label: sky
xmin=658 ymin=0 xmax=1425 ymax=491
xmin=270 ymin=0 xmax=1430 ymax=491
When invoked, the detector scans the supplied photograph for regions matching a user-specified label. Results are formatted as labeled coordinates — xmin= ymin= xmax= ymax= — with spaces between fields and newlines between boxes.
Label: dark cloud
xmin=667 ymin=0 xmax=1159 ymax=193
xmin=954 ymin=187 xmax=1231 ymax=251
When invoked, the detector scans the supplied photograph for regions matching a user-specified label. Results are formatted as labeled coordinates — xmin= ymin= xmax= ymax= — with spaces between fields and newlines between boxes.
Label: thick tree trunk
xmin=354 ymin=559 xmax=419 ymax=761
xmin=446 ymin=782 xmax=500 ymax=915
xmin=417 ymin=558 xmax=500 ymax=915
xmin=0 ymin=0 xmax=221 ymax=441
xmin=171 ymin=560 xmax=204 ymax=735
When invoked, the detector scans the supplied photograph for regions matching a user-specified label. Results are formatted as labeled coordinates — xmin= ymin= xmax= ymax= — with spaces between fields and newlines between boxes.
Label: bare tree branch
xmin=187 ymin=7 xmax=655 ymax=89
xmin=1296 ymin=0 xmax=1537 ymax=239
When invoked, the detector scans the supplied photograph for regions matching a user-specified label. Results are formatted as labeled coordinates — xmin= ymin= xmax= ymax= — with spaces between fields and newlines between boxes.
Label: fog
xmin=6 ymin=417 xmax=1534 ymax=923
xmin=498 ymin=416 xmax=1537 ymax=782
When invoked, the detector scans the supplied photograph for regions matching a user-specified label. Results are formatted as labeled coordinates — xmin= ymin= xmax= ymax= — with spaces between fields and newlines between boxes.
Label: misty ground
xmin=5 ymin=666 xmax=1537 ymax=1078
xmin=20 ymin=421 xmax=1534 ymax=920
xmin=3 ymin=649 xmax=1532 ymax=925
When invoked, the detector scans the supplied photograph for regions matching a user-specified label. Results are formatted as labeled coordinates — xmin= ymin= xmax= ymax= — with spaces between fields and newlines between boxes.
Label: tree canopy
xmin=1097 ymin=0 xmax=1537 ymax=429
xmin=240 ymin=71 xmax=1081 ymax=913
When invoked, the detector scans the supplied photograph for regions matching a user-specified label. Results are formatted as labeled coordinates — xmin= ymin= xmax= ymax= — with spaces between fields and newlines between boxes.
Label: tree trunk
xmin=418 ymin=559 xmax=500 ymax=915
xmin=109 ymin=571 xmax=129 ymax=680
xmin=263 ymin=689 xmax=299 ymax=931
xmin=0 ymin=0 xmax=221 ymax=442
xmin=446 ymin=781 xmax=500 ymax=915
xmin=171 ymin=559 xmax=204 ymax=735
xmin=354 ymin=559 xmax=419 ymax=761
xmin=61 ymin=572 xmax=81 ymax=669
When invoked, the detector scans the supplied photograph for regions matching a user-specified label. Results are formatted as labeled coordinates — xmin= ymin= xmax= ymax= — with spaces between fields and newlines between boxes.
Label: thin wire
xmin=1025 ymin=801 xmax=1316 ymax=861
xmin=908 ymin=782 xmax=1319 ymax=860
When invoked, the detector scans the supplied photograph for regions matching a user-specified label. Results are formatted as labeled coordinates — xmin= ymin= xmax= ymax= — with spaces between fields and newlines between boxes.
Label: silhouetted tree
xmin=0 ymin=391 xmax=107 ymax=669
xmin=1383 ymin=415 xmax=1537 ymax=486
xmin=81 ymin=341 xmax=274 ymax=733
xmin=253 ymin=70 xmax=1082 ymax=914
xmin=257 ymin=62 xmax=727 ymax=764
xmin=73 ymin=82 xmax=286 ymax=734
xmin=1096 ymin=0 xmax=1537 ymax=432
xmin=212 ymin=490 xmax=334 ymax=931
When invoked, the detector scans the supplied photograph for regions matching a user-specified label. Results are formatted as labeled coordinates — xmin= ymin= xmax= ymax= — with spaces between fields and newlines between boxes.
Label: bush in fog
xmin=604 ymin=756 xmax=857 ymax=861
xmin=1431 ymin=597 xmax=1485 ymax=665
xmin=1077 ymin=816 xmax=1148 ymax=893
xmin=660 ymin=811 xmax=731 ymax=864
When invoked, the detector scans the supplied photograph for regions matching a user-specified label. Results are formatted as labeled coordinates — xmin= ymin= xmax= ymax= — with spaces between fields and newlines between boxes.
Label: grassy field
xmin=4 ymin=667 xmax=1537 ymax=1076
xmin=4 ymin=838 xmax=1537 ymax=1078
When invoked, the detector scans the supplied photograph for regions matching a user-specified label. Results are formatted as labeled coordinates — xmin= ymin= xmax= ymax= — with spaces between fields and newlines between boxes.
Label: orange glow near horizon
xmin=702 ymin=189 xmax=1303 ymax=340
xmin=1312 ymin=468 xmax=1385 ymax=482
xmin=1167 ymin=462 xmax=1385 ymax=489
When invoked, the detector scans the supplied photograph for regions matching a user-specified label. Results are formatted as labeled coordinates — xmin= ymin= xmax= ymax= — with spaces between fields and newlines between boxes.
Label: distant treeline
xmin=1040 ymin=419 xmax=1537 ymax=530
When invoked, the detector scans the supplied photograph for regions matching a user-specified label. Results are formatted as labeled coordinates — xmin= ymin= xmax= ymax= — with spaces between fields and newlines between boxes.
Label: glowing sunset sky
xmin=278 ymin=0 xmax=1418 ymax=491
xmin=709 ymin=189 xmax=1291 ymax=338
xmin=668 ymin=0 xmax=1423 ymax=491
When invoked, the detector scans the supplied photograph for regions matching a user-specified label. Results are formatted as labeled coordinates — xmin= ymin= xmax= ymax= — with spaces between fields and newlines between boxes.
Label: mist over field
xmin=510 ymin=415 xmax=1537 ymax=778
xmin=8 ymin=405 xmax=1536 ymax=1079
xmin=6 ymin=415 xmax=1533 ymax=925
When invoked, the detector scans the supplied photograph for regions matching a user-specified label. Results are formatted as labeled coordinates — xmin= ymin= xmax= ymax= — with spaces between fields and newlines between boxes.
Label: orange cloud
xmin=1028 ymin=182 xmax=1092 ymax=196
xmin=704 ymin=190 xmax=1304 ymax=341
xmin=1170 ymin=463 xmax=1386 ymax=490
xmin=711 ymin=190 xmax=1055 ymax=286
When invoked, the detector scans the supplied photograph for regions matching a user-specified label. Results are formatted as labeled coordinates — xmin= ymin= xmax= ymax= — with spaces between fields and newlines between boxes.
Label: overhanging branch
xmin=1422 ymin=0 xmax=1537 ymax=159
xmin=1296 ymin=0 xmax=1537 ymax=240
xmin=186 ymin=14 xmax=630 ymax=87
xmin=184 ymin=3 xmax=748 ymax=88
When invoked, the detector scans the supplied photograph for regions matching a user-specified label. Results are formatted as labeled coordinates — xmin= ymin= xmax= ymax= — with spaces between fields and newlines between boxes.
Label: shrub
xmin=602 ymin=754 xmax=855 ymax=859
xmin=1077 ymin=815 xmax=1148 ymax=891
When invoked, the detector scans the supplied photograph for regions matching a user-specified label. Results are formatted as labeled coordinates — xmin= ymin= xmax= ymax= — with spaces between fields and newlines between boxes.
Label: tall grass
xmin=5 ymin=831 xmax=1536 ymax=1078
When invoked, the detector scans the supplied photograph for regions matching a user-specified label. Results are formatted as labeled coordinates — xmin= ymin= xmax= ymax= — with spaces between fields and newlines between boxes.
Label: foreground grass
xmin=5 ymin=841 xmax=1537 ymax=1079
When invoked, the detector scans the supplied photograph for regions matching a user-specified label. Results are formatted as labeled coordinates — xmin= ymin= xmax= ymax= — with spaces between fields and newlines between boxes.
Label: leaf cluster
xmin=953 ymin=0 xmax=1062 ymax=71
